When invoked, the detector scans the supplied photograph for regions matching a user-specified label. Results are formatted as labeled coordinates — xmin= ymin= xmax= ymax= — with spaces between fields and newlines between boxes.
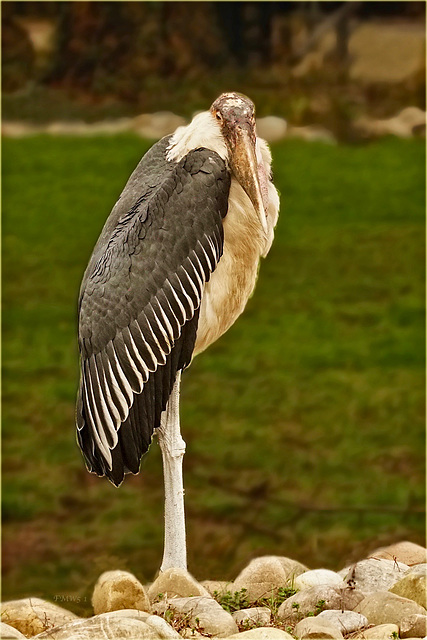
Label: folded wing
xmin=76 ymin=143 xmax=230 ymax=485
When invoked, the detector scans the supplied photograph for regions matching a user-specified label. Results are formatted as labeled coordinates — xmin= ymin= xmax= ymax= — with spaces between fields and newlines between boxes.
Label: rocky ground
xmin=1 ymin=540 xmax=426 ymax=639
xmin=1 ymin=105 xmax=425 ymax=144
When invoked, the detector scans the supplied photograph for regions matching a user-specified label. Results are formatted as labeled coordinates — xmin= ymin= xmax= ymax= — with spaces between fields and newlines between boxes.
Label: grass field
xmin=2 ymin=134 xmax=425 ymax=614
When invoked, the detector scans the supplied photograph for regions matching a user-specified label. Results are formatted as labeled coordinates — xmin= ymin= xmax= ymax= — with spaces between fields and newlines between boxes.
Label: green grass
xmin=2 ymin=135 xmax=425 ymax=614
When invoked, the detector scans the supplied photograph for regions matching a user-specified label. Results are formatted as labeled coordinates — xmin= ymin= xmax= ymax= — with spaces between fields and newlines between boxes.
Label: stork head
xmin=211 ymin=92 xmax=268 ymax=235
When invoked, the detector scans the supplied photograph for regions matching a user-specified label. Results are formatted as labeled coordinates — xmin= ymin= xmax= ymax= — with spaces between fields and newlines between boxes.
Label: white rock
xmin=352 ymin=623 xmax=399 ymax=639
xmin=400 ymin=613 xmax=427 ymax=638
xmin=286 ymin=125 xmax=336 ymax=144
xmin=316 ymin=609 xmax=368 ymax=633
xmin=256 ymin=117 xmax=287 ymax=143
xmin=232 ymin=606 xmax=271 ymax=626
xmin=233 ymin=555 xmax=308 ymax=602
xmin=92 ymin=569 xmax=151 ymax=614
xmin=0 ymin=622 xmax=27 ymax=639
xmin=2 ymin=122 xmax=41 ymax=137
xmin=355 ymin=108 xmax=426 ymax=140
xmin=369 ymin=540 xmax=427 ymax=566
xmin=153 ymin=596 xmax=237 ymax=638
xmin=339 ymin=558 xmax=409 ymax=594
xmin=146 ymin=614 xmax=182 ymax=639
xmin=354 ymin=591 xmax=426 ymax=626
xmin=294 ymin=617 xmax=344 ymax=639
xmin=45 ymin=119 xmax=132 ymax=136
xmin=86 ymin=609 xmax=181 ymax=638
xmin=406 ymin=564 xmax=427 ymax=578
xmin=139 ymin=614 xmax=182 ymax=639
xmin=277 ymin=585 xmax=364 ymax=623
xmin=180 ymin=630 xmax=204 ymax=639
xmin=0 ymin=598 xmax=79 ymax=637
xmin=33 ymin=616 xmax=160 ymax=639
xmin=294 ymin=569 xmax=344 ymax=591
xmin=389 ymin=570 xmax=426 ymax=608
xmin=200 ymin=580 xmax=234 ymax=597
xmin=226 ymin=628 xmax=294 ymax=639
xmin=132 ymin=112 xmax=186 ymax=140
xmin=148 ymin=568 xmax=210 ymax=602
xmin=33 ymin=610 xmax=181 ymax=639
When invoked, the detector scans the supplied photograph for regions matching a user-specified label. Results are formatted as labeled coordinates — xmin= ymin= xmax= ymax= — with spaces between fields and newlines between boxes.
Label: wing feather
xmin=90 ymin=355 xmax=119 ymax=448
xmin=197 ymin=238 xmax=216 ymax=273
xmin=100 ymin=349 xmax=129 ymax=422
xmin=161 ymin=281 xmax=188 ymax=324
xmin=121 ymin=327 xmax=151 ymax=381
xmin=105 ymin=341 xmax=134 ymax=408
xmin=83 ymin=362 xmax=113 ymax=466
xmin=95 ymin=352 xmax=122 ymax=427
xmin=185 ymin=254 xmax=204 ymax=291
xmin=131 ymin=319 xmax=158 ymax=371
xmin=169 ymin=274 xmax=196 ymax=316
xmin=177 ymin=264 xmax=201 ymax=305
xmin=151 ymin=297 xmax=176 ymax=349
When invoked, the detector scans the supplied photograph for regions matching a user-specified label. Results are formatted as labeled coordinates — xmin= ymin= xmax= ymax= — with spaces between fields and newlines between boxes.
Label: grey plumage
xmin=76 ymin=138 xmax=230 ymax=486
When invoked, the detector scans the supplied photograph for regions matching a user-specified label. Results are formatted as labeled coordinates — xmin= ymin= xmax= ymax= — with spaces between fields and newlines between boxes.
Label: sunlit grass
xmin=2 ymin=135 xmax=424 ymax=613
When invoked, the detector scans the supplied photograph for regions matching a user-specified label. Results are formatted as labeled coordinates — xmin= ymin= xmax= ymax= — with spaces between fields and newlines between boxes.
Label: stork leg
xmin=157 ymin=371 xmax=187 ymax=571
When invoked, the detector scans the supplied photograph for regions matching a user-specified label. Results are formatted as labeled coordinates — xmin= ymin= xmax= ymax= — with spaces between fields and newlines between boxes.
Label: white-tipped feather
xmin=153 ymin=296 xmax=176 ymax=347
xmin=178 ymin=266 xmax=201 ymax=306
xmin=110 ymin=342 xmax=135 ymax=404
xmin=173 ymin=277 xmax=196 ymax=317
xmin=126 ymin=329 xmax=150 ymax=382
xmin=94 ymin=355 xmax=122 ymax=435
xmin=121 ymin=341 xmax=145 ymax=393
xmin=187 ymin=253 xmax=204 ymax=290
xmin=197 ymin=239 xmax=215 ymax=272
xmin=162 ymin=284 xmax=187 ymax=325
xmin=156 ymin=296 xmax=181 ymax=342
xmin=145 ymin=317 xmax=167 ymax=366
xmin=205 ymin=234 xmax=219 ymax=262
xmin=133 ymin=320 xmax=158 ymax=371
xmin=83 ymin=370 xmax=113 ymax=467
xmin=104 ymin=354 xmax=129 ymax=421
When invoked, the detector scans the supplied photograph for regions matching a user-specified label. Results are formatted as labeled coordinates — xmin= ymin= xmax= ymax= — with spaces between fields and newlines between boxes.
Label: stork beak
xmin=228 ymin=127 xmax=269 ymax=236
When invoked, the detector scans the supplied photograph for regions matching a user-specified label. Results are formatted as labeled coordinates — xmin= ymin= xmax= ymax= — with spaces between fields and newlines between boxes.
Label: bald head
xmin=211 ymin=92 xmax=255 ymax=124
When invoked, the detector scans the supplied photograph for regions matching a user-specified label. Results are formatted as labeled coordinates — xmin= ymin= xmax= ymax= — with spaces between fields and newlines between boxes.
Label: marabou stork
xmin=76 ymin=92 xmax=280 ymax=571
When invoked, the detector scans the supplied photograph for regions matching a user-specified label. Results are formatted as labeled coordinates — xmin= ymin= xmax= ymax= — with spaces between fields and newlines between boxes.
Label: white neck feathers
xmin=167 ymin=111 xmax=228 ymax=163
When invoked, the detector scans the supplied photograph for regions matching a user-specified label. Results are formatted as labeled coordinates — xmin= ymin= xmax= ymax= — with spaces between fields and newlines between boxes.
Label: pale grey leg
xmin=157 ymin=371 xmax=187 ymax=571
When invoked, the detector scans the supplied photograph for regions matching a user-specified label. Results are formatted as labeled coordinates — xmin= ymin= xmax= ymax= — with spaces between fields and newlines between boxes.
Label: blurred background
xmin=2 ymin=1 xmax=425 ymax=615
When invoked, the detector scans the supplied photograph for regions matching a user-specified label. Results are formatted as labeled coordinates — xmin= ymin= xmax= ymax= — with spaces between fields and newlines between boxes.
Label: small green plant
xmin=162 ymin=609 xmax=208 ymax=636
xmin=314 ymin=599 xmax=326 ymax=615
xmin=213 ymin=588 xmax=250 ymax=613
xmin=257 ymin=585 xmax=298 ymax=615
xmin=239 ymin=618 xmax=261 ymax=632
xmin=391 ymin=633 xmax=399 ymax=640
xmin=163 ymin=607 xmax=194 ymax=633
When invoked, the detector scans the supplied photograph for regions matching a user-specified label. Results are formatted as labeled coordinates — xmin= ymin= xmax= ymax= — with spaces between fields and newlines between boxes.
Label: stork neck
xmin=167 ymin=111 xmax=228 ymax=163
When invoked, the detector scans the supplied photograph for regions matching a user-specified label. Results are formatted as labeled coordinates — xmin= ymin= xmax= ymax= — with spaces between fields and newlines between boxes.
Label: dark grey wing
xmin=76 ymin=143 xmax=230 ymax=486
